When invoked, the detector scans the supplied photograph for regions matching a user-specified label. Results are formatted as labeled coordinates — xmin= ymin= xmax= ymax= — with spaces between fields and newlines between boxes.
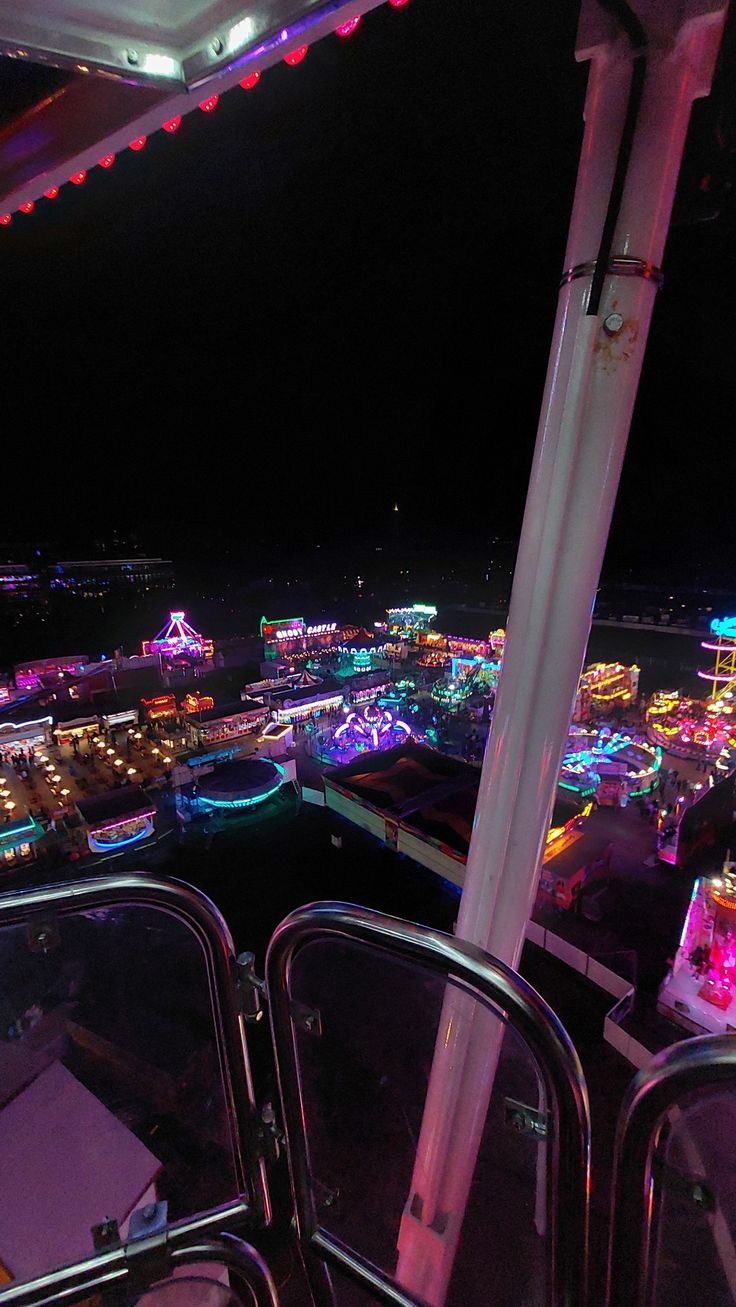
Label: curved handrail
xmin=265 ymin=901 xmax=591 ymax=1307
xmin=169 ymin=1234 xmax=280 ymax=1307
xmin=0 ymin=1228 xmax=281 ymax=1307
xmin=607 ymin=1032 xmax=736 ymax=1307
xmin=0 ymin=873 xmax=269 ymax=1229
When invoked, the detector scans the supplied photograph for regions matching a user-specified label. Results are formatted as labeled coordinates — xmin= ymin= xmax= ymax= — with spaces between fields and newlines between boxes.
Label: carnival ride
xmin=560 ymin=725 xmax=661 ymax=803
xmin=141 ymin=611 xmax=214 ymax=663
xmin=646 ymin=618 xmax=736 ymax=765
xmin=574 ymin=662 xmax=640 ymax=720
xmin=660 ymin=861 xmax=736 ymax=1034
xmin=321 ymin=703 xmax=414 ymax=764
xmin=197 ymin=758 xmax=284 ymax=810
xmin=431 ymin=655 xmax=498 ymax=713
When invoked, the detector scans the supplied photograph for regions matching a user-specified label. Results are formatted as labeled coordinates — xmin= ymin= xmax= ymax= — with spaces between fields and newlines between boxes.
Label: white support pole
xmin=396 ymin=3 xmax=728 ymax=1302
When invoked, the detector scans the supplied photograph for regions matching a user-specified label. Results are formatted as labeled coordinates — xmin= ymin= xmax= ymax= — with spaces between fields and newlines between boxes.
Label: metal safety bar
xmin=0 ymin=873 xmax=270 ymax=1231
xmin=607 ymin=1033 xmax=736 ymax=1307
xmin=0 ymin=1225 xmax=279 ymax=1307
xmin=265 ymin=902 xmax=591 ymax=1307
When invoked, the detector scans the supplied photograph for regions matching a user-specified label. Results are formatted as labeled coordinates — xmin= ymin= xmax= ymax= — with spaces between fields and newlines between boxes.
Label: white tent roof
xmin=0 ymin=1060 xmax=160 ymax=1284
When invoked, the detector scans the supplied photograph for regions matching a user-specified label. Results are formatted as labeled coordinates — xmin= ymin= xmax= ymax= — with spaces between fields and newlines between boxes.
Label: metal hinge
xmin=256 ymin=1100 xmax=284 ymax=1163
xmin=125 ymin=1202 xmax=171 ymax=1288
xmin=91 ymin=1202 xmax=171 ymax=1290
xmin=27 ymin=913 xmax=60 ymax=954
xmin=651 ymin=1152 xmax=716 ymax=1212
xmin=290 ymin=1000 xmax=322 ymax=1036
xmin=236 ymin=951 xmax=267 ymax=1024
xmin=504 ymin=1098 xmax=550 ymax=1140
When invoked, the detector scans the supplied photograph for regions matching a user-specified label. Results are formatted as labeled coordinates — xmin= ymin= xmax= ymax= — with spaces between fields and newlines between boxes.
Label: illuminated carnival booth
xmin=646 ymin=618 xmax=736 ymax=765
xmin=573 ymin=662 xmax=640 ymax=721
xmin=77 ymin=787 xmax=156 ymax=854
xmin=321 ymin=703 xmax=414 ymax=764
xmin=141 ymin=694 xmax=178 ymax=723
xmin=659 ymin=860 xmax=736 ymax=1035
xmin=560 ymin=725 xmax=661 ymax=804
xmin=141 ymin=611 xmax=214 ymax=665
xmin=184 ymin=699 xmax=268 ymax=750
xmin=181 ymin=691 xmax=215 ymax=715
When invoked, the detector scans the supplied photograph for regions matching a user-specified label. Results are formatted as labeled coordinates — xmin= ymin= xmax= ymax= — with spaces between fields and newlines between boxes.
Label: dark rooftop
xmin=326 ymin=743 xmax=583 ymax=860
xmin=76 ymin=785 xmax=156 ymax=827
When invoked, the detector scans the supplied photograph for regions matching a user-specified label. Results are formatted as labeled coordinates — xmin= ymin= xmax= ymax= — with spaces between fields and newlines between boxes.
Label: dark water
xmin=585 ymin=624 xmax=705 ymax=696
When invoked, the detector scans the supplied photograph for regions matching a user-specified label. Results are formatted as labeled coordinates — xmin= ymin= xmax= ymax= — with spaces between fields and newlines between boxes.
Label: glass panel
xmin=0 ymin=901 xmax=241 ymax=1289
xmin=650 ymin=1085 xmax=736 ymax=1307
xmin=288 ymin=936 xmax=549 ymax=1307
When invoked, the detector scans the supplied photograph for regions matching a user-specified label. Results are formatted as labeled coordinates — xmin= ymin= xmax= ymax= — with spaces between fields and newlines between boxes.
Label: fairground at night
xmin=0 ymin=2 xmax=735 ymax=1306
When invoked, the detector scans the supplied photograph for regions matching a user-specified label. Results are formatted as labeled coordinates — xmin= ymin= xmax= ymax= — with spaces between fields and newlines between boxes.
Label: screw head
xmin=210 ymin=36 xmax=224 ymax=55
xmin=603 ymin=312 xmax=625 ymax=336
xmin=126 ymin=49 xmax=140 ymax=65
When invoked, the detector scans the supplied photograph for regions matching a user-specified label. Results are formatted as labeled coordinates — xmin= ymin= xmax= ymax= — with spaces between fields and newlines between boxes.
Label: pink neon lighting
xmin=44 ymin=187 xmax=59 ymax=200
xmin=283 ymin=45 xmax=308 ymax=65
xmin=336 ymin=16 xmax=361 ymax=36
xmin=199 ymin=95 xmax=219 ymax=112
xmin=20 ymin=201 xmax=34 ymax=214
xmin=69 ymin=171 xmax=87 ymax=185
xmin=240 ymin=71 xmax=261 ymax=89
xmin=0 ymin=214 xmax=10 ymax=226
xmin=99 ymin=154 xmax=115 ymax=168
xmin=129 ymin=137 xmax=147 ymax=152
xmin=162 ymin=116 xmax=181 ymax=133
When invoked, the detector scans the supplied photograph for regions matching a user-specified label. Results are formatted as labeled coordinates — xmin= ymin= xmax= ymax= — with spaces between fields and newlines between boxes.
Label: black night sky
xmin=1 ymin=0 xmax=735 ymax=584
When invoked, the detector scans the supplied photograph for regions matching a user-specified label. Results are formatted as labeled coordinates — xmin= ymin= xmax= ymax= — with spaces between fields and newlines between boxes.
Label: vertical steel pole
xmin=396 ymin=3 xmax=728 ymax=1302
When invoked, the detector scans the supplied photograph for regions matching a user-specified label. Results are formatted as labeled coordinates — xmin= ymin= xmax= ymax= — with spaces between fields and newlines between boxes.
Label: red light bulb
xmin=44 ymin=187 xmax=59 ymax=199
xmin=199 ymin=95 xmax=219 ymax=112
xmin=129 ymin=137 xmax=146 ymax=152
xmin=99 ymin=154 xmax=115 ymax=169
xmin=283 ymin=45 xmax=308 ymax=66
xmin=70 ymin=171 xmax=87 ymax=185
xmin=20 ymin=201 xmax=34 ymax=214
xmin=388 ymin=0 xmax=411 ymax=8
xmin=0 ymin=213 xmax=11 ymax=226
xmin=240 ymin=70 xmax=261 ymax=90
xmin=162 ymin=116 xmax=181 ymax=133
xmin=336 ymin=16 xmax=361 ymax=36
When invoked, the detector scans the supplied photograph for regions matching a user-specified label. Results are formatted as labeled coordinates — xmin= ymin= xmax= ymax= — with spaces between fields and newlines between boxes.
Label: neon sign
xmin=711 ymin=617 xmax=736 ymax=638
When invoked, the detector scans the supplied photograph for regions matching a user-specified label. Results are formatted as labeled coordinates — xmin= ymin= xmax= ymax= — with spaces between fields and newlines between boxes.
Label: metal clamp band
xmin=560 ymin=256 xmax=664 ymax=289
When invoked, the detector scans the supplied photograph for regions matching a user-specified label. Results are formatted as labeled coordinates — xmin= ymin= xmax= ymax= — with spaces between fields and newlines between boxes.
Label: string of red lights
xmin=0 ymin=0 xmax=411 ymax=228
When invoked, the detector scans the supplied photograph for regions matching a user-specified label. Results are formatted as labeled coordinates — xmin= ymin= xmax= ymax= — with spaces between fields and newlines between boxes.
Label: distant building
xmin=184 ymin=699 xmax=269 ymax=751
xmin=0 ymin=562 xmax=43 ymax=606
xmin=50 ymin=558 xmax=175 ymax=600
xmin=14 ymin=655 xmax=89 ymax=692
xmin=266 ymin=681 xmax=344 ymax=724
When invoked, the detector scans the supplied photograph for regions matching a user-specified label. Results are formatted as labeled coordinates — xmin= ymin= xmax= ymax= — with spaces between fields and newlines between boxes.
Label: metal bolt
xmin=36 ymin=931 xmax=50 ymax=948
xmin=210 ymin=36 xmax=223 ymax=55
xmin=126 ymin=49 xmax=140 ymax=65
xmin=303 ymin=1015 xmax=315 ymax=1031
xmin=142 ymin=1204 xmax=157 ymax=1223
xmin=603 ymin=312 xmax=624 ymax=336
